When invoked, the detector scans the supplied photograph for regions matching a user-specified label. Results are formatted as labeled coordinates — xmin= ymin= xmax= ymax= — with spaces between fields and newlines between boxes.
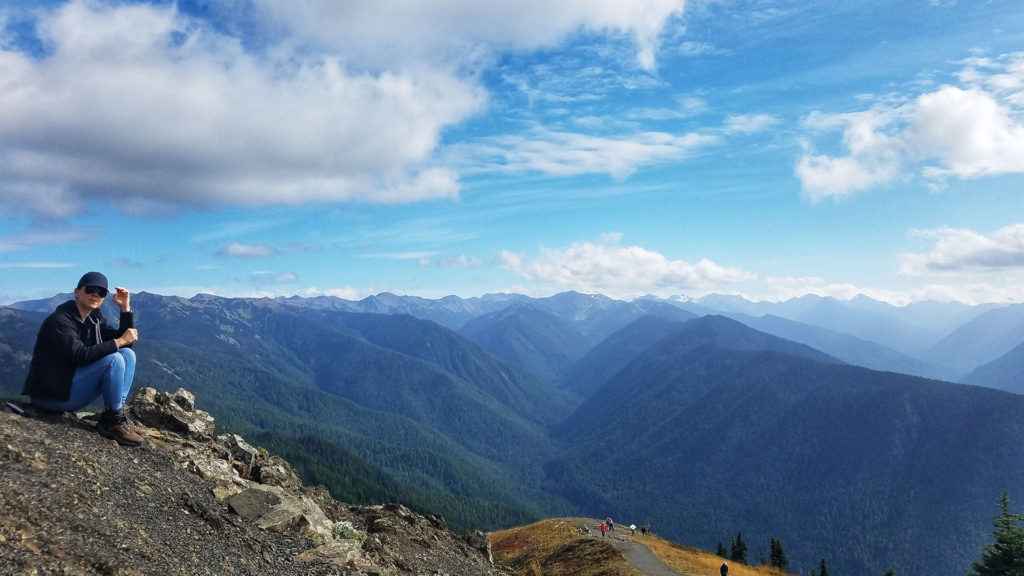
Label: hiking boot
xmin=96 ymin=409 xmax=145 ymax=447
xmin=123 ymin=407 xmax=147 ymax=435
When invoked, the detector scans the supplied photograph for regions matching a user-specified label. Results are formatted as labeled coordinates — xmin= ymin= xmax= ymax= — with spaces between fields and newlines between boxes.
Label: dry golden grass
xmin=490 ymin=518 xmax=794 ymax=576
xmin=491 ymin=517 xmax=642 ymax=576
xmin=631 ymin=532 xmax=791 ymax=576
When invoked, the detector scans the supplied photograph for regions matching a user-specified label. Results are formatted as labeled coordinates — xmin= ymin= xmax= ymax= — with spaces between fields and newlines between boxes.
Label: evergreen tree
xmin=819 ymin=557 xmax=829 ymax=576
xmin=717 ymin=541 xmax=728 ymax=558
xmin=884 ymin=570 xmax=895 ymax=576
xmin=730 ymin=531 xmax=749 ymax=564
xmin=968 ymin=492 xmax=1024 ymax=576
xmin=770 ymin=538 xmax=789 ymax=571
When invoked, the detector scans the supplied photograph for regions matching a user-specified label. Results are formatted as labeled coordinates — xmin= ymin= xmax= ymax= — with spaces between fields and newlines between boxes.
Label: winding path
xmin=613 ymin=537 xmax=690 ymax=576
xmin=582 ymin=523 xmax=691 ymax=576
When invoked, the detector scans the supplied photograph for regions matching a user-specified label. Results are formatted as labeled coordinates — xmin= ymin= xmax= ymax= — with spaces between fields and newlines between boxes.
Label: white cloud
xmin=251 ymin=271 xmax=298 ymax=285
xmin=462 ymin=128 xmax=717 ymax=179
xmin=251 ymin=0 xmax=686 ymax=72
xmin=0 ymin=1 xmax=481 ymax=215
xmin=907 ymin=86 xmax=1024 ymax=179
xmin=0 ymin=0 xmax=687 ymax=218
xmin=418 ymin=254 xmax=484 ymax=268
xmin=900 ymin=224 xmax=1024 ymax=275
xmin=796 ymin=52 xmax=1024 ymax=199
xmin=499 ymin=233 xmax=755 ymax=299
xmin=796 ymin=108 xmax=907 ymax=199
xmin=723 ymin=114 xmax=781 ymax=134
xmin=217 ymin=242 xmax=277 ymax=258
xmin=363 ymin=251 xmax=436 ymax=261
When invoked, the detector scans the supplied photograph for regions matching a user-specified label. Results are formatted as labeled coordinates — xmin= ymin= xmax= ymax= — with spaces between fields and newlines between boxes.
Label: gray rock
xmin=222 ymin=433 xmax=259 ymax=477
xmin=228 ymin=486 xmax=335 ymax=546
xmin=464 ymin=530 xmax=494 ymax=564
xmin=227 ymin=485 xmax=283 ymax=520
xmin=131 ymin=387 xmax=215 ymax=439
xmin=255 ymin=454 xmax=303 ymax=490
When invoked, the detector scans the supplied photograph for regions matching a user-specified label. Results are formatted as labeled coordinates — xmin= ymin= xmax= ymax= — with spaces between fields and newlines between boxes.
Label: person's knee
xmin=118 ymin=347 xmax=136 ymax=363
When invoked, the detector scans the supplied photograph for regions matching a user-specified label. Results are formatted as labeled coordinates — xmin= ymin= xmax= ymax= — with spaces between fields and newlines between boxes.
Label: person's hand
xmin=116 ymin=328 xmax=138 ymax=348
xmin=113 ymin=286 xmax=131 ymax=312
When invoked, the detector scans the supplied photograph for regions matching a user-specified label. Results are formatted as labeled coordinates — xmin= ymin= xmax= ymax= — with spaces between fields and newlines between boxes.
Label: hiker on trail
xmin=607 ymin=517 xmax=614 ymax=532
xmin=641 ymin=523 xmax=649 ymax=537
xmin=22 ymin=271 xmax=144 ymax=447
xmin=721 ymin=560 xmax=728 ymax=576
xmin=600 ymin=522 xmax=606 ymax=537
xmin=630 ymin=524 xmax=636 ymax=535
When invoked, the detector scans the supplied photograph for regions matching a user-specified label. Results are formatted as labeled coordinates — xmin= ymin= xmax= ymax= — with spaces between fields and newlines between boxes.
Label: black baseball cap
xmin=77 ymin=271 xmax=108 ymax=290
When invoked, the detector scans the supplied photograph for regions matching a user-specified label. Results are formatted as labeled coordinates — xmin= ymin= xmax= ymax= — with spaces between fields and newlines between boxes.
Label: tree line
xmin=714 ymin=492 xmax=1024 ymax=576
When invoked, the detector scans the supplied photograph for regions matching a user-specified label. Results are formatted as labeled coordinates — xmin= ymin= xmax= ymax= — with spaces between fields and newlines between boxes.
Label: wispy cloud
xmin=251 ymin=271 xmax=298 ymax=285
xmin=0 ymin=262 xmax=74 ymax=268
xmin=0 ymin=229 xmax=97 ymax=253
xmin=723 ymin=114 xmax=782 ymax=134
xmin=461 ymin=127 xmax=718 ymax=179
xmin=362 ymin=251 xmax=436 ymax=260
xmin=418 ymin=254 xmax=484 ymax=268
xmin=217 ymin=242 xmax=278 ymax=258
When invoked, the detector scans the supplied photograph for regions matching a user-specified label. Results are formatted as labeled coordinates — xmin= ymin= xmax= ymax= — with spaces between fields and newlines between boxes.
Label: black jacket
xmin=22 ymin=300 xmax=134 ymax=401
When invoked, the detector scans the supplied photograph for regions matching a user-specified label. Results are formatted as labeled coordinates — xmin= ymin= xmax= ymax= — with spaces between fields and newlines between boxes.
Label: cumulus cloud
xmin=0 ymin=1 xmax=480 ymax=215
xmin=251 ymin=0 xmax=686 ymax=72
xmin=796 ymin=52 xmax=1024 ymax=199
xmin=908 ymin=86 xmax=1024 ymax=178
xmin=499 ymin=233 xmax=755 ymax=299
xmin=796 ymin=108 xmax=908 ymax=199
xmin=217 ymin=242 xmax=277 ymax=258
xmin=0 ymin=0 xmax=687 ymax=218
xmin=900 ymin=224 xmax=1024 ymax=275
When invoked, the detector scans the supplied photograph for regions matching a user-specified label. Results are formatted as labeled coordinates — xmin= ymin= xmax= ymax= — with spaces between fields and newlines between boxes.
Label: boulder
xmin=464 ymin=530 xmax=494 ymax=564
xmin=220 ymin=433 xmax=259 ymax=477
xmin=226 ymin=485 xmax=282 ymax=520
xmin=227 ymin=485 xmax=335 ymax=546
xmin=131 ymin=387 xmax=215 ymax=439
xmin=254 ymin=454 xmax=303 ymax=490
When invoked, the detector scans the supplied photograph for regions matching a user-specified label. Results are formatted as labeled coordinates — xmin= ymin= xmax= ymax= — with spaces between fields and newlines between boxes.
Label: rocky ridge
xmin=0 ymin=387 xmax=509 ymax=576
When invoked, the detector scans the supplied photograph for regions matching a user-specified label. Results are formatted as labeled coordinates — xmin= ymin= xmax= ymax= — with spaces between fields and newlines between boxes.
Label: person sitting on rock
xmin=22 ymin=271 xmax=144 ymax=446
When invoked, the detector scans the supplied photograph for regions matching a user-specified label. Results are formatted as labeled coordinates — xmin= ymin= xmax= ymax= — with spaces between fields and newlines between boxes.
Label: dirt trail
xmin=587 ymin=524 xmax=690 ymax=576
xmin=611 ymin=537 xmax=690 ymax=576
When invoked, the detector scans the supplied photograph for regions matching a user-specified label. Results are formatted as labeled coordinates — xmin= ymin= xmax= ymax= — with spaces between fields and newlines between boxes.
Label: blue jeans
xmin=32 ymin=348 xmax=137 ymax=413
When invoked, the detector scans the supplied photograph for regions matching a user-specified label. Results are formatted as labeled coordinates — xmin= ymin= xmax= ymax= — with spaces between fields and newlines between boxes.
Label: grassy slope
xmin=490 ymin=517 xmax=792 ymax=576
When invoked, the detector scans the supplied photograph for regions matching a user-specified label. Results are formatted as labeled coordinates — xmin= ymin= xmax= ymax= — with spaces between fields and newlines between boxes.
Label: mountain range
xmin=3 ymin=290 xmax=1024 ymax=575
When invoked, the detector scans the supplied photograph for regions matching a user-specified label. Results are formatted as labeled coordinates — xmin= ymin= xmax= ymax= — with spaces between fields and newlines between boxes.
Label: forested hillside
xmin=4 ymin=291 xmax=1024 ymax=575
xmin=549 ymin=316 xmax=1024 ymax=575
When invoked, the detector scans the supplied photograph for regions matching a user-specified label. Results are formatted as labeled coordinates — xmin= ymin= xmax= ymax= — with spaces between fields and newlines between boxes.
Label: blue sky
xmin=1 ymin=0 xmax=1023 ymax=305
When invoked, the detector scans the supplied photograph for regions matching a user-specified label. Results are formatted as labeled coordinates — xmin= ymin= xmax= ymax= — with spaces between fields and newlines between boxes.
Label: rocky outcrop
xmin=1 ymin=387 xmax=513 ymax=576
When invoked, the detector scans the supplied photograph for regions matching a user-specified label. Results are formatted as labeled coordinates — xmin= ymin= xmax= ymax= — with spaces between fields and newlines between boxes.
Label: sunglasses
xmin=83 ymin=286 xmax=108 ymax=298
